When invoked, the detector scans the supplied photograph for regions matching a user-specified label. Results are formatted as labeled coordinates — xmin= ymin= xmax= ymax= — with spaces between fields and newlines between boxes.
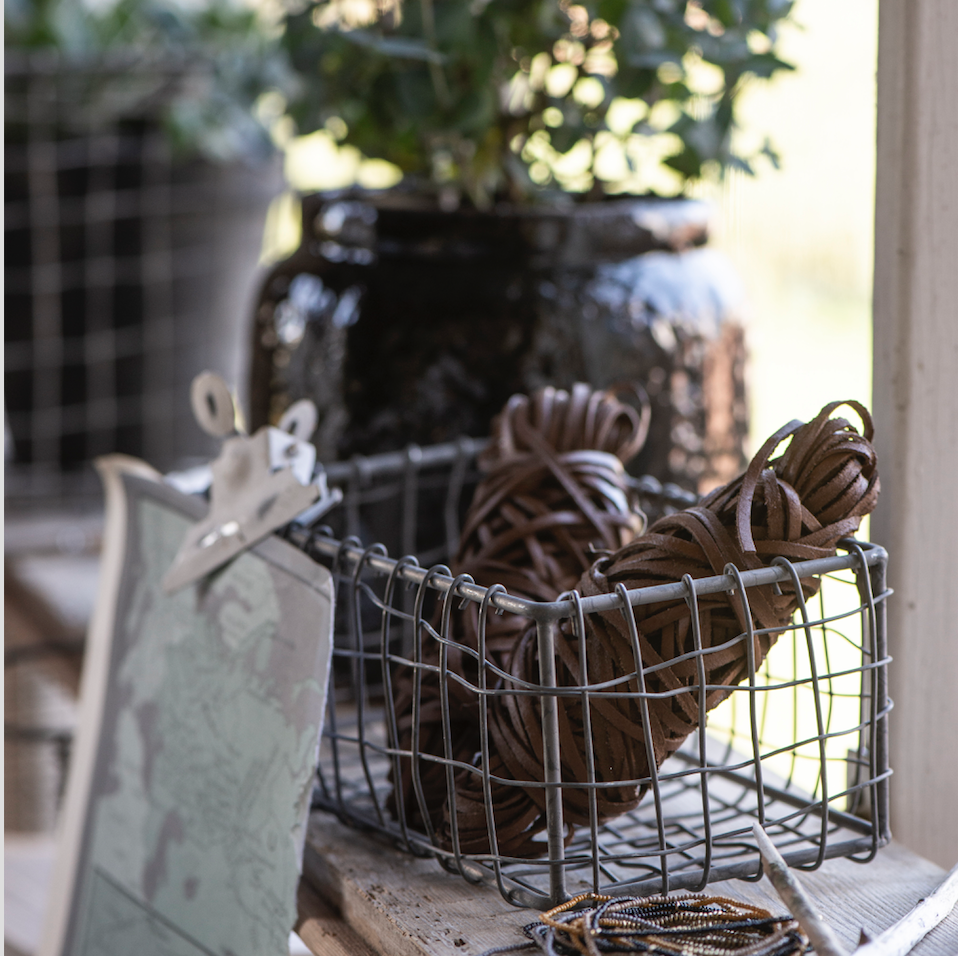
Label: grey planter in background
xmin=4 ymin=53 xmax=282 ymax=507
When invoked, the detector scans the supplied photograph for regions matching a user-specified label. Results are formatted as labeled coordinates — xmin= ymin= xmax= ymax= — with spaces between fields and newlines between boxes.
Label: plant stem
xmin=419 ymin=0 xmax=449 ymax=109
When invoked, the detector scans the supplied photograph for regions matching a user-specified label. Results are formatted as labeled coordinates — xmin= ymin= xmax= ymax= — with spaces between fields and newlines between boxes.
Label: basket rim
xmin=287 ymin=526 xmax=886 ymax=625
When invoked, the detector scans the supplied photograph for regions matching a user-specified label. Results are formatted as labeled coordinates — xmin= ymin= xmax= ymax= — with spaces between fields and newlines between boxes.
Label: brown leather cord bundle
xmin=458 ymin=383 xmax=650 ymax=656
xmin=388 ymin=383 xmax=650 ymax=839
xmin=448 ymin=401 xmax=879 ymax=857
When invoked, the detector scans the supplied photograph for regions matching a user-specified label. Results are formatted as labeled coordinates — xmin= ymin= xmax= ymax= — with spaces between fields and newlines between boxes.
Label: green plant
xmin=4 ymin=0 xmax=293 ymax=161
xmin=281 ymin=0 xmax=794 ymax=206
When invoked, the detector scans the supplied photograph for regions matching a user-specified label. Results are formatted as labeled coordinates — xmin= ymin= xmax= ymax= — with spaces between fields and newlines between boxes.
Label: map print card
xmin=41 ymin=456 xmax=335 ymax=956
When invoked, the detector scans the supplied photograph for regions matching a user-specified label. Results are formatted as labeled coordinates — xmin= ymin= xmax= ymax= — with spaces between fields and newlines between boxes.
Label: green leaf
xmin=549 ymin=123 xmax=581 ymax=154
xmin=727 ymin=153 xmax=756 ymax=175
xmin=741 ymin=51 xmax=795 ymax=78
xmin=664 ymin=146 xmax=703 ymax=179
xmin=274 ymin=0 xmax=795 ymax=200
xmin=760 ymin=137 xmax=781 ymax=169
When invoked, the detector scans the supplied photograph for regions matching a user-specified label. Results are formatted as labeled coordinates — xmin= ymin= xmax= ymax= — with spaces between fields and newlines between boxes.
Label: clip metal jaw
xmin=162 ymin=374 xmax=341 ymax=594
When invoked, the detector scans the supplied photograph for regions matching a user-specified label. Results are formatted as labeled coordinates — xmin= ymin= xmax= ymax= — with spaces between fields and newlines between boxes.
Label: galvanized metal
xmin=292 ymin=440 xmax=892 ymax=910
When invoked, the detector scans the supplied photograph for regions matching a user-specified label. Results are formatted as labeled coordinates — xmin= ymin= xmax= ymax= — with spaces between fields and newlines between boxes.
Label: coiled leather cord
xmin=446 ymin=401 xmax=879 ymax=857
xmin=388 ymin=383 xmax=650 ymax=838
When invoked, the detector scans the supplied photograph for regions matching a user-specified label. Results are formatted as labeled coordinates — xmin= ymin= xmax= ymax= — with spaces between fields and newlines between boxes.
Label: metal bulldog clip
xmin=162 ymin=372 xmax=342 ymax=594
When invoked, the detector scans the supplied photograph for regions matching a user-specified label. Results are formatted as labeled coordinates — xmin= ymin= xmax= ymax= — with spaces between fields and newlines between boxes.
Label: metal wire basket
xmin=5 ymin=53 xmax=276 ymax=504
xmin=289 ymin=439 xmax=892 ymax=909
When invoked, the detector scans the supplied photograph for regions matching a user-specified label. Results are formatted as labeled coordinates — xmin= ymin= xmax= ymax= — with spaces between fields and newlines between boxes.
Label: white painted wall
xmin=872 ymin=0 xmax=958 ymax=869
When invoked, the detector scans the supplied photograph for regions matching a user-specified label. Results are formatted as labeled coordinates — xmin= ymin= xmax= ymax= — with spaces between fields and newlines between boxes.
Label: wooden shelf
xmin=298 ymin=813 xmax=958 ymax=956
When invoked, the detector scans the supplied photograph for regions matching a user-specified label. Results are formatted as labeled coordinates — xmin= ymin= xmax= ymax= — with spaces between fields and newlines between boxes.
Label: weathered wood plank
xmin=708 ymin=842 xmax=958 ymax=954
xmin=295 ymin=879 xmax=380 ymax=956
xmin=302 ymin=817 xmax=531 ymax=956
xmin=299 ymin=813 xmax=958 ymax=956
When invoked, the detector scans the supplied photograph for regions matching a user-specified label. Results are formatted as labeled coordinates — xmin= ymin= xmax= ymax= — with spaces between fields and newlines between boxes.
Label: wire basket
xmin=4 ymin=53 xmax=276 ymax=504
xmin=289 ymin=440 xmax=892 ymax=909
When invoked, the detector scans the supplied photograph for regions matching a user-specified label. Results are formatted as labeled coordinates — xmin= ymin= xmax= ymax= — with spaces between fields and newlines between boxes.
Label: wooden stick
xmin=855 ymin=860 xmax=958 ymax=956
xmin=752 ymin=823 xmax=849 ymax=956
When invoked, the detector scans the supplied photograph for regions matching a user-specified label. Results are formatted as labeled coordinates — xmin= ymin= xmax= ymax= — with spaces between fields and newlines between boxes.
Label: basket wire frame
xmin=286 ymin=440 xmax=892 ymax=910
xmin=5 ymin=54 xmax=273 ymax=502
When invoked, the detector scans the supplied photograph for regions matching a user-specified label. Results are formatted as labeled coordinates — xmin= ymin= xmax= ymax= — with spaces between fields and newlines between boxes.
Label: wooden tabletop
xmin=296 ymin=812 xmax=958 ymax=956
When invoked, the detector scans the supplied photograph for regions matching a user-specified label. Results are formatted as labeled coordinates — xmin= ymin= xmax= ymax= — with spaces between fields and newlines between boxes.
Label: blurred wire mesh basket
xmin=290 ymin=439 xmax=892 ymax=909
xmin=4 ymin=52 xmax=277 ymax=504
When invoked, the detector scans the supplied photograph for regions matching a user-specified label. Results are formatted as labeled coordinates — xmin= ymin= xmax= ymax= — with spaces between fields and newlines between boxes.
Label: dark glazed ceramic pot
xmin=250 ymin=192 xmax=748 ymax=494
